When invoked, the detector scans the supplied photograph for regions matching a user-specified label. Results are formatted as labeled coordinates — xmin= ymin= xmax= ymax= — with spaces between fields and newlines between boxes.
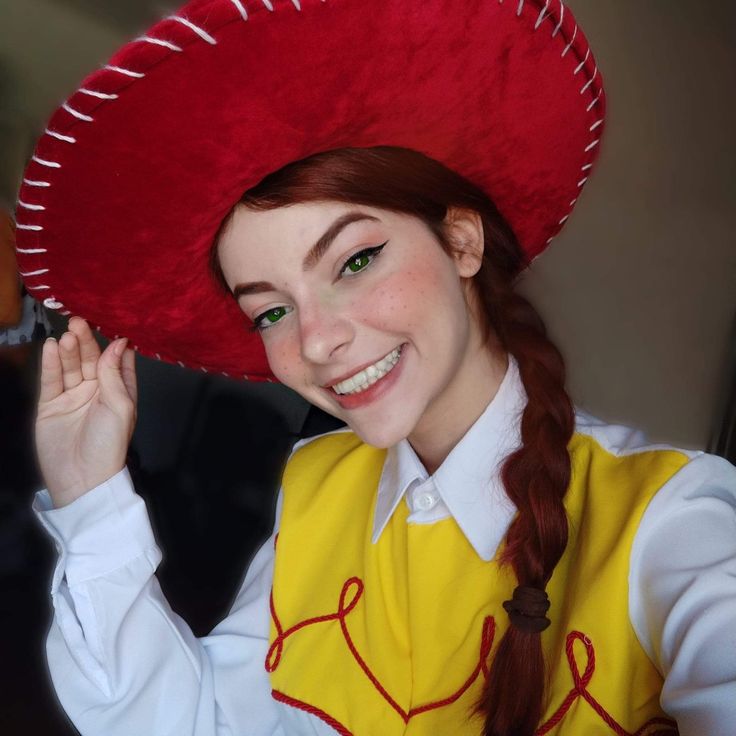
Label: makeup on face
xmin=218 ymin=201 xmax=496 ymax=453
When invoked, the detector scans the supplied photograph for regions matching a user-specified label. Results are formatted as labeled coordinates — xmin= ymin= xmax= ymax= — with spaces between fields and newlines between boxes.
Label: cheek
xmin=365 ymin=262 xmax=455 ymax=328
xmin=263 ymin=334 xmax=301 ymax=384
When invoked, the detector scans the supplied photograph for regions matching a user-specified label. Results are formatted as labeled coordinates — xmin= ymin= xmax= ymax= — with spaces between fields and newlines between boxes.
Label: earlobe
xmin=445 ymin=207 xmax=485 ymax=278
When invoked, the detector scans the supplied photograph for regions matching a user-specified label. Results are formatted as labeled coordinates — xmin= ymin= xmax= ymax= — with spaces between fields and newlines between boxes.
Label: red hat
xmin=15 ymin=0 xmax=605 ymax=381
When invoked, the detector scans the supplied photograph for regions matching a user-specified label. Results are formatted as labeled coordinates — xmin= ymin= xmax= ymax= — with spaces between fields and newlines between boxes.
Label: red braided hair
xmin=209 ymin=146 xmax=575 ymax=736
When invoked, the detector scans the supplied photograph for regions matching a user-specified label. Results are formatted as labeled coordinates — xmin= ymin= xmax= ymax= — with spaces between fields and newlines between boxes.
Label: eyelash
xmin=248 ymin=241 xmax=388 ymax=333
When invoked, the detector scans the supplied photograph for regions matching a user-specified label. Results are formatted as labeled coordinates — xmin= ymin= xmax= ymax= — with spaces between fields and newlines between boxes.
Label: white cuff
xmin=32 ymin=466 xmax=159 ymax=588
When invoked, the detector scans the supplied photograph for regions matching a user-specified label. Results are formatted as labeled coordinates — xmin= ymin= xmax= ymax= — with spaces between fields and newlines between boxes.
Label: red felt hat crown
xmin=16 ymin=0 xmax=605 ymax=380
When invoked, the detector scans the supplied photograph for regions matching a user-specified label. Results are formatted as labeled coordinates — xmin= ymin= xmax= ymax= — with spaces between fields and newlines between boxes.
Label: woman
xmin=21 ymin=1 xmax=736 ymax=735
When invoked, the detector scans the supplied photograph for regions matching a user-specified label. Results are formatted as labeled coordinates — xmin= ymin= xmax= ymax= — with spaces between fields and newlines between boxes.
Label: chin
xmin=342 ymin=414 xmax=416 ymax=449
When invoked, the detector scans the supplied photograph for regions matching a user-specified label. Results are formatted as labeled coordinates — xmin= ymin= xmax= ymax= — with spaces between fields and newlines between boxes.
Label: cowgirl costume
xmin=19 ymin=0 xmax=736 ymax=733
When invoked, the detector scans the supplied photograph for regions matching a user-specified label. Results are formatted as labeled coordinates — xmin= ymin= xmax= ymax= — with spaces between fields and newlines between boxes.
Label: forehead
xmin=220 ymin=201 xmax=384 ymax=257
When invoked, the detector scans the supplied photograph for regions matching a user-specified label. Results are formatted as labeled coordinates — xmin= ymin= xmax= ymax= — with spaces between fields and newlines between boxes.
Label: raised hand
xmin=35 ymin=317 xmax=138 ymax=508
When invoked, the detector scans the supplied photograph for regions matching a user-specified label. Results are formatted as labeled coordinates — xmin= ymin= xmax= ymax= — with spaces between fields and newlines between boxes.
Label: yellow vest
xmin=267 ymin=429 xmax=688 ymax=735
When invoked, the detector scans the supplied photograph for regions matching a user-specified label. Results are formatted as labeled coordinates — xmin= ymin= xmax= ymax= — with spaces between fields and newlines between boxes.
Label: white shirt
xmin=32 ymin=357 xmax=736 ymax=736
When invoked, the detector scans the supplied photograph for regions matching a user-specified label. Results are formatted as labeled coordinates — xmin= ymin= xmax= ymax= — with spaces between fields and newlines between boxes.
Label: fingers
xmin=59 ymin=331 xmax=84 ymax=391
xmin=120 ymin=344 xmax=138 ymax=405
xmin=97 ymin=338 xmax=135 ymax=413
xmin=39 ymin=337 xmax=63 ymax=404
xmin=67 ymin=316 xmax=101 ymax=381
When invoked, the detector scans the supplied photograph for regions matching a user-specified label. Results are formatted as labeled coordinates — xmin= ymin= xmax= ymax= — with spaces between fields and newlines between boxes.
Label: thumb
xmin=97 ymin=338 xmax=134 ymax=410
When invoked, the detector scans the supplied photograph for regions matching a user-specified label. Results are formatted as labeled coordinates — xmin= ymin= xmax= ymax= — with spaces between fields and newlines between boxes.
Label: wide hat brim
xmin=16 ymin=0 xmax=605 ymax=381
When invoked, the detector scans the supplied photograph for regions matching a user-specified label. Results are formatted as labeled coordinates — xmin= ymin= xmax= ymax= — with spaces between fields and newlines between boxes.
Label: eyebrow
xmin=231 ymin=211 xmax=380 ymax=300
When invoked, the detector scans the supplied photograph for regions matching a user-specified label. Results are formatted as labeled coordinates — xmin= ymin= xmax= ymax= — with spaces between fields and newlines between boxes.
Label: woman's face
xmin=217 ymin=200 xmax=499 ymax=450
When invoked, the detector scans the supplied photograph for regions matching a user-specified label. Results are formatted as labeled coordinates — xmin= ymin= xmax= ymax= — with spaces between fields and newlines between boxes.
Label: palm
xmin=36 ymin=317 xmax=137 ymax=506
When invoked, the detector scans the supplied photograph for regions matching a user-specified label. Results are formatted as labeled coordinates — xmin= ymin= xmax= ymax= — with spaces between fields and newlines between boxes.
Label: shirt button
xmin=414 ymin=491 xmax=439 ymax=512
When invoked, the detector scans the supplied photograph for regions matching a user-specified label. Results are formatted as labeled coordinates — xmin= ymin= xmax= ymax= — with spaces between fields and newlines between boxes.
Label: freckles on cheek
xmin=265 ymin=342 xmax=300 ymax=383
xmin=371 ymin=268 xmax=441 ymax=326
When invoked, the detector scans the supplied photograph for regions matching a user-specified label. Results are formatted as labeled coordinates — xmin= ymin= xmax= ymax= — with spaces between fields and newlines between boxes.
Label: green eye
xmin=252 ymin=306 xmax=290 ymax=332
xmin=347 ymin=253 xmax=370 ymax=273
xmin=340 ymin=242 xmax=387 ymax=277
xmin=264 ymin=307 xmax=286 ymax=323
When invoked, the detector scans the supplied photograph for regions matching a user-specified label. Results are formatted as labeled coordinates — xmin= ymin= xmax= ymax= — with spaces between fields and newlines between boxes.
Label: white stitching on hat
xmin=32 ymin=156 xmax=61 ymax=169
xmin=16 ymin=248 xmax=48 ymax=254
xmin=18 ymin=200 xmax=46 ymax=211
xmin=552 ymin=1 xmax=564 ymax=37
xmin=200 ymin=366 xmax=208 ymax=372
xmin=574 ymin=48 xmax=590 ymax=75
xmin=135 ymin=35 xmax=183 ymax=52
xmin=22 ymin=0 xmax=604 ymax=374
xmin=167 ymin=15 xmax=218 ymax=44
xmin=228 ymin=0 xmax=248 ymax=20
xmin=79 ymin=87 xmax=119 ymax=100
xmin=534 ymin=0 xmax=550 ymax=29
xmin=561 ymin=23 xmax=577 ymax=57
xmin=497 ymin=0 xmax=604 ymax=249
xmin=580 ymin=66 xmax=597 ymax=94
xmin=105 ymin=65 xmax=146 ymax=78
xmin=16 ymin=224 xmax=44 ymax=231
xmin=45 ymin=129 xmax=77 ymax=143
xmin=20 ymin=268 xmax=50 ymax=276
xmin=62 ymin=103 xmax=94 ymax=122
xmin=155 ymin=353 xmax=162 ymax=360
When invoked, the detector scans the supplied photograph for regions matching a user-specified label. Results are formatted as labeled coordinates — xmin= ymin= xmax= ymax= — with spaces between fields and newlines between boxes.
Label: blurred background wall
xmin=0 ymin=2 xmax=734 ymax=735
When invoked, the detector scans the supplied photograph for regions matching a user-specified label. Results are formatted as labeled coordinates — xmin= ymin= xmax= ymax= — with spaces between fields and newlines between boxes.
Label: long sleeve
xmin=629 ymin=451 xmax=736 ymax=735
xmin=32 ymin=466 xmax=284 ymax=736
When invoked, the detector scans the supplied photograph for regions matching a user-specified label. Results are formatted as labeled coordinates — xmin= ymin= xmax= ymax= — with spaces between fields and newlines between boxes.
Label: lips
xmin=323 ymin=343 xmax=408 ymax=410
xmin=322 ymin=344 xmax=405 ymax=389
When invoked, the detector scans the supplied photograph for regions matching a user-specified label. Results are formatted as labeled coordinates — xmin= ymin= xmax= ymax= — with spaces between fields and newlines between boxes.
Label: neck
xmin=408 ymin=343 xmax=509 ymax=475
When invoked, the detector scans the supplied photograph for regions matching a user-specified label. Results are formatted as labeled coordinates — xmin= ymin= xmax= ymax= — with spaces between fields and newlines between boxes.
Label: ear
xmin=444 ymin=207 xmax=484 ymax=278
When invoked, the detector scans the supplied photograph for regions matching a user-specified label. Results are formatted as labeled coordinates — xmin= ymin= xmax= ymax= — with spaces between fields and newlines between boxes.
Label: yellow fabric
xmin=268 ymin=430 xmax=689 ymax=735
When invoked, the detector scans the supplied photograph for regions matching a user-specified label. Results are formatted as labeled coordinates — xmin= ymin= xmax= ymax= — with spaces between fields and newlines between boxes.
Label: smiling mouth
xmin=330 ymin=345 xmax=404 ymax=396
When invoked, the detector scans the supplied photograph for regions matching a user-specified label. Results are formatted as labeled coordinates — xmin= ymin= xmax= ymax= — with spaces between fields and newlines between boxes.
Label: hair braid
xmin=473 ymin=260 xmax=575 ymax=735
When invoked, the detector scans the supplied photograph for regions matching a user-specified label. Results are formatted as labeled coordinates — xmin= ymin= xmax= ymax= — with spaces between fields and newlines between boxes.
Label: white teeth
xmin=332 ymin=346 xmax=402 ymax=395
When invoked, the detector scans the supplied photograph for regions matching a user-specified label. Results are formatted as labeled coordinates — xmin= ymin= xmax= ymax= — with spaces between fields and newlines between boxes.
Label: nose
xmin=298 ymin=296 xmax=354 ymax=366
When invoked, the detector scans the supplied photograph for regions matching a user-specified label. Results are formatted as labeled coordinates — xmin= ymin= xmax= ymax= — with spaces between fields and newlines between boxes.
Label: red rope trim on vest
xmin=408 ymin=616 xmax=495 ymax=719
xmin=268 ymin=576 xmax=495 ymax=723
xmin=535 ymin=631 xmax=678 ymax=736
xmin=272 ymin=689 xmax=353 ymax=736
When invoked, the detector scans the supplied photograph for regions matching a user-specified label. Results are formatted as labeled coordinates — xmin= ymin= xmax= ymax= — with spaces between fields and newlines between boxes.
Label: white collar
xmin=372 ymin=354 xmax=527 ymax=561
